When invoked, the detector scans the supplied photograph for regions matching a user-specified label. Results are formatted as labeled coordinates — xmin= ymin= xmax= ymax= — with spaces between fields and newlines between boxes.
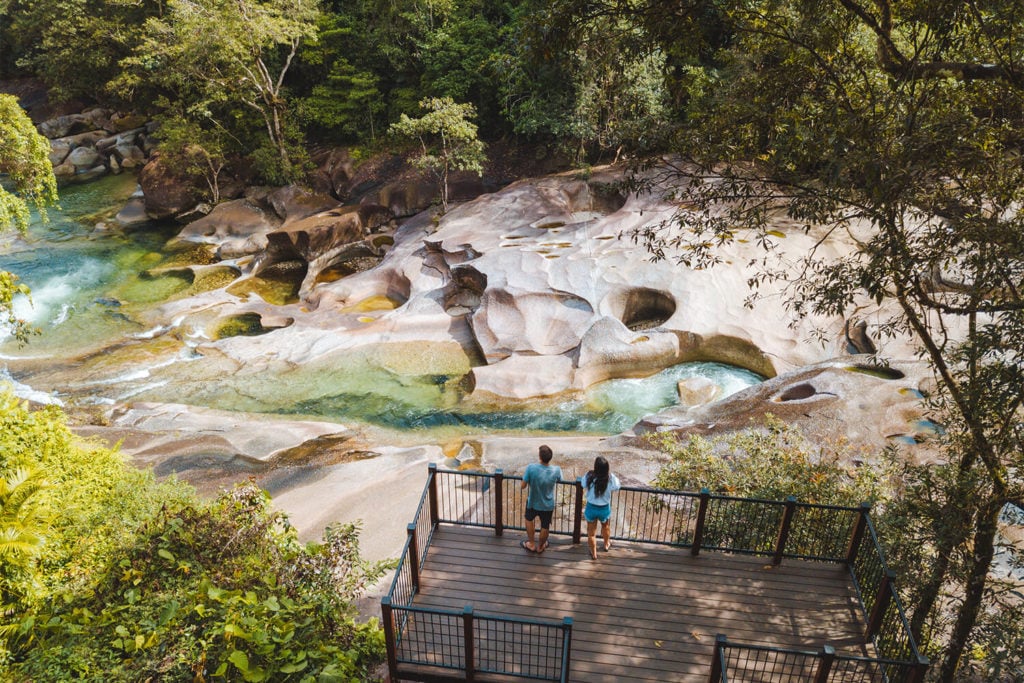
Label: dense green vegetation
xmin=0 ymin=0 xmax=681 ymax=182
xmin=0 ymin=392 xmax=387 ymax=681
xmin=0 ymin=94 xmax=57 ymax=343
xmin=2 ymin=0 xmax=1024 ymax=679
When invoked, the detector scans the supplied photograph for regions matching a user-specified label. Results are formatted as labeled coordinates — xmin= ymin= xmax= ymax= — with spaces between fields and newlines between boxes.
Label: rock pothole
xmin=610 ymin=287 xmax=677 ymax=331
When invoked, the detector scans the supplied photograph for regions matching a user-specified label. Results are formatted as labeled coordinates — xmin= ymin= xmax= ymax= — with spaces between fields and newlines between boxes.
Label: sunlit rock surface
xmin=147 ymin=164 xmax=912 ymax=412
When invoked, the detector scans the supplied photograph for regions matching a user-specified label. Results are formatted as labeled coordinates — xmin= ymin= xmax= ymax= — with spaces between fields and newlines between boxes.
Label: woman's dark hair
xmin=585 ymin=456 xmax=610 ymax=497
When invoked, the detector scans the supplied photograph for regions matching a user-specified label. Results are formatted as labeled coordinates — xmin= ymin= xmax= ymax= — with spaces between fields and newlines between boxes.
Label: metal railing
xmin=382 ymin=466 xmax=572 ymax=682
xmin=383 ymin=464 xmax=928 ymax=682
xmin=710 ymin=635 xmax=929 ymax=683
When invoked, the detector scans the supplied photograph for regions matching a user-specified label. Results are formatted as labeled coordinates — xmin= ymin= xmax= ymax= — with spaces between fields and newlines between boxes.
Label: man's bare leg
xmin=524 ymin=518 xmax=538 ymax=551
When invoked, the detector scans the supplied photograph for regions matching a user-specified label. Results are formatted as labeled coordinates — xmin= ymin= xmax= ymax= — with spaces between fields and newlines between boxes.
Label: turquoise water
xmin=284 ymin=361 xmax=762 ymax=433
xmin=1 ymin=178 xmax=763 ymax=433
xmin=0 ymin=174 xmax=183 ymax=353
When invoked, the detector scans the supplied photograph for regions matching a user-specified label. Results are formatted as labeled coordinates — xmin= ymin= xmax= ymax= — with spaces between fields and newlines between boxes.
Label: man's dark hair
xmin=538 ymin=445 xmax=553 ymax=463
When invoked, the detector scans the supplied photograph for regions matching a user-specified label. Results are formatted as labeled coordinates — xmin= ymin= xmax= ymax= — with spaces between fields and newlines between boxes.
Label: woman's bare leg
xmin=587 ymin=520 xmax=598 ymax=559
xmin=602 ymin=521 xmax=612 ymax=551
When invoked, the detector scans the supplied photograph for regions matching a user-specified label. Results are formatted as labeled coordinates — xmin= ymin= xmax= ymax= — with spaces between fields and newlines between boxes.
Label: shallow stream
xmin=0 ymin=177 xmax=763 ymax=434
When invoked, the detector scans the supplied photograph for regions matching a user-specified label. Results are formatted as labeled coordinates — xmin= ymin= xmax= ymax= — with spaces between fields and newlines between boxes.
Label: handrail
xmin=385 ymin=465 xmax=927 ymax=682
xmin=382 ymin=465 xmax=573 ymax=682
xmin=714 ymin=635 xmax=929 ymax=683
xmin=432 ymin=466 xmax=864 ymax=560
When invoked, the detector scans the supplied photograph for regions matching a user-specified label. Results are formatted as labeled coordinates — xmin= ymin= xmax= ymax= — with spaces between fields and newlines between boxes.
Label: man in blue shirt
xmin=521 ymin=445 xmax=562 ymax=553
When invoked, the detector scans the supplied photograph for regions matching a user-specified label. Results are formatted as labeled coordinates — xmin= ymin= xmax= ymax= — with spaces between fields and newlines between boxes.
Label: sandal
xmin=520 ymin=539 xmax=537 ymax=553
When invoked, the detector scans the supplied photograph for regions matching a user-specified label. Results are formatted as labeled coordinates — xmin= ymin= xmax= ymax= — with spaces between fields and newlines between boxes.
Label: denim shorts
xmin=584 ymin=502 xmax=611 ymax=523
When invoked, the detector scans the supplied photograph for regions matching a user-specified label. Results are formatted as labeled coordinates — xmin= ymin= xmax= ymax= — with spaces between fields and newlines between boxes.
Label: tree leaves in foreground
xmin=649 ymin=415 xmax=889 ymax=505
xmin=0 ymin=391 xmax=387 ymax=681
xmin=632 ymin=1 xmax=1024 ymax=679
xmin=0 ymin=95 xmax=58 ymax=344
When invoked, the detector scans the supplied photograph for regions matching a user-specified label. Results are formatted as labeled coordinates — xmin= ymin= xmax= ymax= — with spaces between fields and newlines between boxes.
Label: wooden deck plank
xmin=399 ymin=525 xmax=871 ymax=683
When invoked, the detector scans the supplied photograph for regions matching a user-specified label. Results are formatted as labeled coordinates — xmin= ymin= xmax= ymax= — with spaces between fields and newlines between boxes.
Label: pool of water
xmin=1 ymin=178 xmax=764 ymax=434
xmin=276 ymin=360 xmax=762 ymax=433
xmin=0 ymin=174 xmax=186 ymax=354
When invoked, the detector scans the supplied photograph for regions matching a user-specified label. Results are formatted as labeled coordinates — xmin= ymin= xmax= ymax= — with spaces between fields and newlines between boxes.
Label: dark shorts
xmin=584 ymin=502 xmax=611 ymax=523
xmin=525 ymin=507 xmax=554 ymax=529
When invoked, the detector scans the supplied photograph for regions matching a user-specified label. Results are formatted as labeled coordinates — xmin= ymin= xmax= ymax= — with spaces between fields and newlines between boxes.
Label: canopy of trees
xmin=2 ymin=0 xmax=1024 ymax=679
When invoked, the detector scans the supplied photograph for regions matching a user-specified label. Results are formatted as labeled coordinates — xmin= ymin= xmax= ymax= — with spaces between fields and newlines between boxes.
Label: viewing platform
xmin=381 ymin=465 xmax=928 ymax=682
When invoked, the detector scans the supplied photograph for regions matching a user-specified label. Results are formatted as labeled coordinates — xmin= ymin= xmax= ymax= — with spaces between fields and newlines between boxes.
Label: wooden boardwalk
xmin=409 ymin=525 xmax=872 ymax=683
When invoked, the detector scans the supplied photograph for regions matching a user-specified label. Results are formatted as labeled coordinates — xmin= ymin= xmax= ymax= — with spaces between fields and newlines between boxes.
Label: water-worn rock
xmin=471 ymin=287 xmax=597 ymax=360
xmin=176 ymin=197 xmax=280 ymax=245
xmin=268 ymin=185 xmax=339 ymax=225
xmin=139 ymin=154 xmax=200 ymax=219
xmin=630 ymin=358 xmax=937 ymax=460
xmin=676 ymin=376 xmax=721 ymax=408
xmin=67 ymin=145 xmax=101 ymax=169
xmin=575 ymin=316 xmax=682 ymax=386
xmin=48 ymin=139 xmax=71 ymax=166
xmin=258 ymin=207 xmax=370 ymax=295
xmin=115 ymin=196 xmax=150 ymax=228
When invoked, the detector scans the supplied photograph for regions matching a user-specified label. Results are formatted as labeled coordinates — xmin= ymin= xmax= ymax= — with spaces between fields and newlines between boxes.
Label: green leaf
xmin=279 ymin=659 xmax=308 ymax=673
xmin=225 ymin=623 xmax=250 ymax=640
xmin=228 ymin=649 xmax=250 ymax=673
xmin=157 ymin=548 xmax=175 ymax=562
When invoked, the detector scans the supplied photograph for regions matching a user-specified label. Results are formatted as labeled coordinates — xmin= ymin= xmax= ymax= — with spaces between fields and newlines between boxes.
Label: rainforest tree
xmin=389 ymin=97 xmax=486 ymax=212
xmin=631 ymin=1 xmax=1024 ymax=678
xmin=115 ymin=0 xmax=320 ymax=183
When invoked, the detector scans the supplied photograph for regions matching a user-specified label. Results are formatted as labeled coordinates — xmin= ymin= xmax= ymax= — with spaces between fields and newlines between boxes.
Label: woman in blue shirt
xmin=581 ymin=456 xmax=620 ymax=560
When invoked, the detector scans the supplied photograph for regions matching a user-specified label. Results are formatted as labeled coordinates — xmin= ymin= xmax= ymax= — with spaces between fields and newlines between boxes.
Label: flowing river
xmin=0 ymin=176 xmax=763 ymax=435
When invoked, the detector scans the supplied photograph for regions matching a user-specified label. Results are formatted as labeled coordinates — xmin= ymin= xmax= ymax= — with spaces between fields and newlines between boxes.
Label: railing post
xmin=463 ymin=605 xmax=475 ymax=682
xmin=407 ymin=523 xmax=420 ymax=591
xmin=494 ymin=469 xmax=504 ymax=537
xmin=381 ymin=597 xmax=399 ymax=682
xmin=813 ymin=644 xmax=836 ymax=683
xmin=866 ymin=569 xmax=896 ymax=639
xmin=907 ymin=654 xmax=930 ymax=683
xmin=428 ymin=463 xmax=439 ymax=526
xmin=708 ymin=634 xmax=727 ymax=682
xmin=692 ymin=488 xmax=711 ymax=556
xmin=572 ymin=480 xmax=584 ymax=544
xmin=846 ymin=502 xmax=871 ymax=565
xmin=773 ymin=496 xmax=797 ymax=566
xmin=560 ymin=617 xmax=573 ymax=683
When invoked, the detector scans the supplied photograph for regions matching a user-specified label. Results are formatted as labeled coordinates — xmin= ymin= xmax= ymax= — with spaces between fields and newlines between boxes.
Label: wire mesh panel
xmin=721 ymin=643 xmax=820 ymax=682
xmin=435 ymin=470 xmax=495 ymax=527
xmin=703 ymin=497 xmax=785 ymax=554
xmin=721 ymin=643 xmax=923 ymax=683
xmin=828 ymin=655 xmax=887 ymax=682
xmin=611 ymin=487 xmax=700 ymax=545
xmin=393 ymin=606 xmax=466 ymax=671
xmin=787 ymin=504 xmax=858 ymax=561
xmin=874 ymin=592 xmax=917 ymax=663
xmin=414 ymin=478 xmax=434 ymax=567
xmin=389 ymin=536 xmax=417 ymax=608
xmin=474 ymin=615 xmax=567 ymax=681
xmin=831 ymin=654 xmax=922 ymax=683
xmin=851 ymin=520 xmax=887 ymax=618
xmin=501 ymin=477 xmax=578 ymax=536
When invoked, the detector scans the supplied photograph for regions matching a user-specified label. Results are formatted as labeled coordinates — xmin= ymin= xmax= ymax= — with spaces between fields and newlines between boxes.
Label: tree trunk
xmin=936 ymin=498 xmax=1003 ymax=682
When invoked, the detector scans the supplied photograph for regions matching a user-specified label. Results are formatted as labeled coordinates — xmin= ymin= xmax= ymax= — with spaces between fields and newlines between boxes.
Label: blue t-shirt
xmin=523 ymin=463 xmax=562 ymax=511
xmin=581 ymin=472 xmax=621 ymax=507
